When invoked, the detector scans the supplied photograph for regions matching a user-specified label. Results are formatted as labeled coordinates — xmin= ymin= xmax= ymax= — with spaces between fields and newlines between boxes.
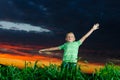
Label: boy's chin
xmin=67 ymin=40 xmax=74 ymax=42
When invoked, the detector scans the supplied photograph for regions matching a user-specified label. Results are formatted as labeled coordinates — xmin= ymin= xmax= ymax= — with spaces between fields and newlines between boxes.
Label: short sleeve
xmin=76 ymin=40 xmax=82 ymax=46
xmin=58 ymin=44 xmax=65 ymax=50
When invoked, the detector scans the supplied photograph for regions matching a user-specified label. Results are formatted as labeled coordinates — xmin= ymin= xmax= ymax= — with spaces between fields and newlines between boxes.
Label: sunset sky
xmin=0 ymin=0 xmax=120 ymax=65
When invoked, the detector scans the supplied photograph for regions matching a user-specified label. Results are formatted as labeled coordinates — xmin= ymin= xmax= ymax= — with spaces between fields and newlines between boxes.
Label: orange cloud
xmin=0 ymin=43 xmax=104 ymax=73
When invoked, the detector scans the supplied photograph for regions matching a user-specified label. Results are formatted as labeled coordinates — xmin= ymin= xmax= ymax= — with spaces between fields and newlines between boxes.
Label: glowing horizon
xmin=0 ymin=43 xmax=104 ymax=73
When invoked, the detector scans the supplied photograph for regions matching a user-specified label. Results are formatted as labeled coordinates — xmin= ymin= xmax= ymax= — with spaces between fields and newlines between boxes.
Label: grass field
xmin=0 ymin=62 xmax=120 ymax=80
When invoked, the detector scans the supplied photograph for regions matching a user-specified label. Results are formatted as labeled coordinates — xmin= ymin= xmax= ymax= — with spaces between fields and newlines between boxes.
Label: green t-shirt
xmin=58 ymin=40 xmax=82 ymax=63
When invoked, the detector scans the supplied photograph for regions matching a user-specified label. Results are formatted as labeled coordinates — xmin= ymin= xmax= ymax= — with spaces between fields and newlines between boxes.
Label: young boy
xmin=39 ymin=23 xmax=99 ymax=69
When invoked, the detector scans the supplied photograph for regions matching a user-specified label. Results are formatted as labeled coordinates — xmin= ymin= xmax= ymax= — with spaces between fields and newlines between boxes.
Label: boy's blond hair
xmin=66 ymin=32 xmax=75 ymax=36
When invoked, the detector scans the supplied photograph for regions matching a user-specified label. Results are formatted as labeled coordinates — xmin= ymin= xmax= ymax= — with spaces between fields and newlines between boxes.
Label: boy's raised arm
xmin=80 ymin=23 xmax=99 ymax=43
xmin=39 ymin=47 xmax=60 ymax=54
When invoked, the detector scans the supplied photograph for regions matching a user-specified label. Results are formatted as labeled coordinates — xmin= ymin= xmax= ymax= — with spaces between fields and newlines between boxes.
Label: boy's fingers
xmin=38 ymin=49 xmax=45 ymax=53
xmin=95 ymin=23 xmax=99 ymax=26
xmin=39 ymin=50 xmax=42 ymax=54
xmin=97 ymin=23 xmax=100 ymax=27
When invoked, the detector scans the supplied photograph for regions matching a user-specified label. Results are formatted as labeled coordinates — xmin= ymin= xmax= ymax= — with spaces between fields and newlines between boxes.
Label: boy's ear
xmin=74 ymin=38 xmax=76 ymax=41
xmin=65 ymin=38 xmax=67 ymax=41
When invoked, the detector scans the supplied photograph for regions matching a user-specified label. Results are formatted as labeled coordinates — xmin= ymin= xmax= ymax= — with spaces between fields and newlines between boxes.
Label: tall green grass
xmin=0 ymin=62 xmax=120 ymax=80
xmin=93 ymin=63 xmax=120 ymax=80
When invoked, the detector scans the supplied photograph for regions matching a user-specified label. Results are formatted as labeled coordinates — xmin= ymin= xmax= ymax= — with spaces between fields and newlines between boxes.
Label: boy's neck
xmin=67 ymin=41 xmax=75 ymax=43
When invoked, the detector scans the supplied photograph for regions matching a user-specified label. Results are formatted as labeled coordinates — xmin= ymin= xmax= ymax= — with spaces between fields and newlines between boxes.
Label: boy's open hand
xmin=92 ymin=23 xmax=99 ymax=30
xmin=38 ymin=50 xmax=52 ymax=54
xmin=38 ymin=50 xmax=45 ymax=54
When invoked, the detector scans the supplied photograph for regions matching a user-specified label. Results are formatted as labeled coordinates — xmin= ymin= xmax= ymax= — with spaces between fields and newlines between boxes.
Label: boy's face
xmin=65 ymin=33 xmax=75 ymax=42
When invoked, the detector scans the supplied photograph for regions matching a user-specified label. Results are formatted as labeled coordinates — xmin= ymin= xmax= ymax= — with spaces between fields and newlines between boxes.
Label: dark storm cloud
xmin=0 ymin=0 xmax=119 ymax=49
xmin=0 ymin=0 xmax=119 ymax=28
